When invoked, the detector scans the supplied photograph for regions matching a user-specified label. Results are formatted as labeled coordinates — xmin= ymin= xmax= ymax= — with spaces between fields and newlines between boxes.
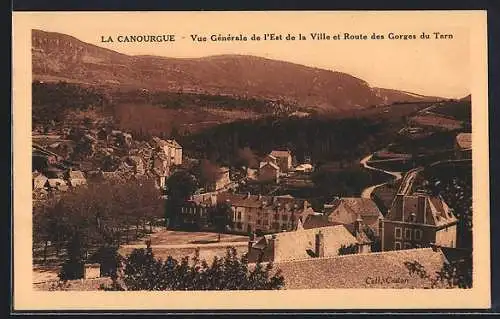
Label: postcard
xmin=12 ymin=10 xmax=490 ymax=311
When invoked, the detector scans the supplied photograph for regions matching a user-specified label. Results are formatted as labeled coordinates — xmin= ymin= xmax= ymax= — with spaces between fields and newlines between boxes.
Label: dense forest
xmin=431 ymin=100 xmax=472 ymax=123
xmin=180 ymin=115 xmax=405 ymax=166
xmin=32 ymin=81 xmax=110 ymax=125
xmin=111 ymin=89 xmax=302 ymax=114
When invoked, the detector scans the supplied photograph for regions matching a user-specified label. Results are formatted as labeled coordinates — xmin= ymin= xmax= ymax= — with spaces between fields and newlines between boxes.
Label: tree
xmin=59 ymin=231 xmax=86 ymax=280
xmin=404 ymin=256 xmax=472 ymax=289
xmin=164 ymin=170 xmax=198 ymax=228
xmin=236 ymin=147 xmax=258 ymax=169
xmin=338 ymin=244 xmax=359 ymax=255
xmin=101 ymin=243 xmax=285 ymax=291
xmin=209 ymin=201 xmax=233 ymax=242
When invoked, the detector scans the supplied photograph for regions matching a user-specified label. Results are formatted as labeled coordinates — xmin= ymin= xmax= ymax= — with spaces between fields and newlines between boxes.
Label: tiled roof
xmin=302 ymin=214 xmax=340 ymax=229
xmin=270 ymin=150 xmax=291 ymax=158
xmin=260 ymin=162 xmax=280 ymax=170
xmin=339 ymin=198 xmax=382 ymax=217
xmin=166 ymin=139 xmax=182 ymax=149
xmin=386 ymin=194 xmax=457 ymax=227
xmin=456 ymin=133 xmax=472 ymax=149
xmin=217 ymin=192 xmax=307 ymax=209
xmin=276 ymin=248 xmax=449 ymax=289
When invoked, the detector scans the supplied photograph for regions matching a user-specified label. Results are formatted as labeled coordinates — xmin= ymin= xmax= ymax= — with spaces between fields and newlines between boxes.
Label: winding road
xmin=359 ymin=154 xmax=403 ymax=199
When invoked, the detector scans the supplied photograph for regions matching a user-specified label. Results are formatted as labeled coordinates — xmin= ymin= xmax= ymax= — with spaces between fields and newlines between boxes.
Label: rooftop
xmin=276 ymin=247 xmax=450 ymax=289
xmin=456 ymin=133 xmax=472 ymax=150
xmin=270 ymin=150 xmax=292 ymax=158
xmin=218 ymin=192 xmax=308 ymax=209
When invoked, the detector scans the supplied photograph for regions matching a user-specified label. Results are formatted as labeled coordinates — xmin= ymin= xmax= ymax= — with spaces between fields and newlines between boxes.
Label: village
xmin=31 ymin=99 xmax=473 ymax=290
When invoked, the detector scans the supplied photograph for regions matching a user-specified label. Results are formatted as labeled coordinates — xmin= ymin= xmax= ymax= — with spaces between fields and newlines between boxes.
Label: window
xmin=237 ymin=212 xmax=242 ymax=220
xmin=395 ymin=227 xmax=402 ymax=239
xmin=404 ymin=228 xmax=412 ymax=240
xmin=403 ymin=242 xmax=412 ymax=249
xmin=394 ymin=241 xmax=402 ymax=250
xmin=414 ymin=229 xmax=423 ymax=241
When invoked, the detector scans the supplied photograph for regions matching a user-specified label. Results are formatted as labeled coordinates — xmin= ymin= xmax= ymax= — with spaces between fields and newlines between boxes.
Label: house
xmin=325 ymin=197 xmax=384 ymax=237
xmin=258 ymin=162 xmax=280 ymax=183
xmin=165 ymin=139 xmax=182 ymax=165
xmin=180 ymin=193 xmax=218 ymax=230
xmin=275 ymin=247 xmax=453 ymax=289
xmin=269 ymin=150 xmax=292 ymax=173
xmin=151 ymin=137 xmax=183 ymax=166
xmin=206 ymin=167 xmax=231 ymax=192
xmin=67 ymin=169 xmax=87 ymax=187
xmin=216 ymin=193 xmax=315 ymax=233
xmin=294 ymin=163 xmax=313 ymax=173
xmin=301 ymin=214 xmax=372 ymax=253
xmin=455 ymin=132 xmax=472 ymax=159
xmin=152 ymin=153 xmax=170 ymax=189
xmin=247 ymin=224 xmax=362 ymax=263
xmin=262 ymin=154 xmax=278 ymax=166
xmin=47 ymin=178 xmax=68 ymax=191
xmin=382 ymin=193 xmax=458 ymax=251
xmin=32 ymin=172 xmax=48 ymax=190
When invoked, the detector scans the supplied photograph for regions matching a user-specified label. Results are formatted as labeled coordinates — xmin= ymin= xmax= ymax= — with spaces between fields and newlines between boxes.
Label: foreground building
xmin=247 ymin=224 xmax=364 ymax=263
xmin=382 ymin=193 xmax=458 ymax=251
xmin=275 ymin=247 xmax=459 ymax=289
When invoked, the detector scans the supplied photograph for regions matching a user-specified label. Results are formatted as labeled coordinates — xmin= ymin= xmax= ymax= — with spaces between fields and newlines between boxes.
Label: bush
xmin=102 ymin=242 xmax=285 ymax=290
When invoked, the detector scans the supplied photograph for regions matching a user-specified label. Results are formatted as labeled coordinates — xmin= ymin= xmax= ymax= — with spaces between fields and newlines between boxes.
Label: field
xmin=409 ymin=114 xmax=463 ymax=131
xmin=128 ymin=229 xmax=248 ymax=246
xmin=33 ymin=230 xmax=249 ymax=284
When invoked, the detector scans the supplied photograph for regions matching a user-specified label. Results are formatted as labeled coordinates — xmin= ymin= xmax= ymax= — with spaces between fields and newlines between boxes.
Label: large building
xmin=382 ymin=193 xmax=458 ymax=251
xmin=180 ymin=192 xmax=316 ymax=234
xmin=269 ymin=150 xmax=293 ymax=173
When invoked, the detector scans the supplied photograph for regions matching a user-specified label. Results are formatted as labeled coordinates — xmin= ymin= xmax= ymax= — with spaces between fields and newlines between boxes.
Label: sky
xmin=19 ymin=11 xmax=478 ymax=98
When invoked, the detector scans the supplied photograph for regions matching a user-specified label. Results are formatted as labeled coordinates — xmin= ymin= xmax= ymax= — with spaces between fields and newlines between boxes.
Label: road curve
xmin=360 ymin=154 xmax=403 ymax=199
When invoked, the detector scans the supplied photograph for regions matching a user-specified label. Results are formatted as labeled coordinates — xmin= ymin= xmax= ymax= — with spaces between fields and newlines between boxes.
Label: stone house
xmin=247 ymin=224 xmax=363 ymax=263
xmin=382 ymin=193 xmax=458 ymax=251
xmin=270 ymin=150 xmax=293 ymax=173
xmin=325 ymin=197 xmax=384 ymax=237
xmin=258 ymin=161 xmax=280 ymax=183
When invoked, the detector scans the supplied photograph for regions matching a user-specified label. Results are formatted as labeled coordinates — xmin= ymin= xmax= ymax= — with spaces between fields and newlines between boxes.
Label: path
xmin=121 ymin=241 xmax=248 ymax=250
xmin=359 ymin=154 xmax=403 ymax=199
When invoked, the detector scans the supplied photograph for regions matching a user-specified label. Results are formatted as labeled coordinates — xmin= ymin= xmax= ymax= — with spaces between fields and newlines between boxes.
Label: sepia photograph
xmin=12 ymin=11 xmax=490 ymax=310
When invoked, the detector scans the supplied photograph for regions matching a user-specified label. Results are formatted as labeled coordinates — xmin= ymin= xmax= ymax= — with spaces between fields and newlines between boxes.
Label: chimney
xmin=417 ymin=195 xmax=426 ymax=222
xmin=354 ymin=214 xmax=363 ymax=236
xmin=315 ymin=231 xmax=325 ymax=258
xmin=378 ymin=216 xmax=383 ymax=237
xmin=269 ymin=234 xmax=278 ymax=262
xmin=258 ymin=194 xmax=262 ymax=200
xmin=246 ymin=192 xmax=251 ymax=199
